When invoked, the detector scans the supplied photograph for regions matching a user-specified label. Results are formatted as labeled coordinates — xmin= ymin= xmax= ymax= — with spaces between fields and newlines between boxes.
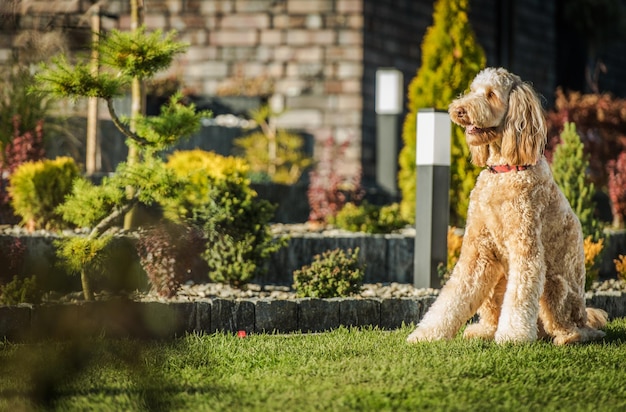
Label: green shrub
xmin=197 ymin=174 xmax=285 ymax=287
xmin=330 ymin=202 xmax=407 ymax=234
xmin=293 ymin=248 xmax=364 ymax=298
xmin=0 ymin=275 xmax=43 ymax=305
xmin=8 ymin=156 xmax=79 ymax=230
xmin=166 ymin=150 xmax=285 ymax=287
xmin=551 ymin=122 xmax=603 ymax=240
xmin=398 ymin=0 xmax=485 ymax=225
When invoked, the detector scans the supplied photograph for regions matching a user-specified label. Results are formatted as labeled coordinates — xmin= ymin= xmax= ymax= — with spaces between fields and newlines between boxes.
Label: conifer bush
xmin=551 ymin=122 xmax=602 ymax=239
xmin=398 ymin=0 xmax=485 ymax=225
xmin=165 ymin=149 xmax=285 ymax=287
xmin=195 ymin=174 xmax=285 ymax=287
xmin=8 ymin=157 xmax=79 ymax=230
xmin=438 ymin=227 xmax=464 ymax=284
xmin=293 ymin=248 xmax=364 ymax=298
xmin=32 ymin=25 xmax=285 ymax=297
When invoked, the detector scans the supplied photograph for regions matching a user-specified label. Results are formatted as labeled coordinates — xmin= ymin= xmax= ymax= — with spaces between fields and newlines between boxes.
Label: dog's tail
xmin=586 ymin=307 xmax=608 ymax=329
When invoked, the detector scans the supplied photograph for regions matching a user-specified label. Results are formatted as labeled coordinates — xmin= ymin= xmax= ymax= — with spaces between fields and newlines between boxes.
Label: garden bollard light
xmin=375 ymin=68 xmax=404 ymax=198
xmin=414 ymin=109 xmax=450 ymax=289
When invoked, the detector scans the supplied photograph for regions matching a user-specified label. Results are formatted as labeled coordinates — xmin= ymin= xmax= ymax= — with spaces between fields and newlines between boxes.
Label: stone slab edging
xmin=1 ymin=294 xmax=625 ymax=341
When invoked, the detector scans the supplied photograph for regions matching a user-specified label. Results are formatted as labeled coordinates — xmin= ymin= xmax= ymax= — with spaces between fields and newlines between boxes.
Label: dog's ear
xmin=501 ymin=82 xmax=547 ymax=165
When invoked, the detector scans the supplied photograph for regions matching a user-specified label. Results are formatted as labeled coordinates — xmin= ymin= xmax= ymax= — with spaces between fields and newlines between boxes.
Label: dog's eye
xmin=487 ymin=91 xmax=496 ymax=99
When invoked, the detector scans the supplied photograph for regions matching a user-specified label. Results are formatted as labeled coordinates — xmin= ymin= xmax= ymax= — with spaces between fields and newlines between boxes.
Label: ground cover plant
xmin=1 ymin=319 xmax=626 ymax=411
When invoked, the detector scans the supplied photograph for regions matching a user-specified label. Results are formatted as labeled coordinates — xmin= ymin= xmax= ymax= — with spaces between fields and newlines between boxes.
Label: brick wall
xmin=1 ymin=0 xmax=625 ymax=187
xmin=120 ymin=0 xmax=369 ymax=179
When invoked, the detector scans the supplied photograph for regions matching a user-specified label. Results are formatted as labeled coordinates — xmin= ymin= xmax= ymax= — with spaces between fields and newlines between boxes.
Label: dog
xmin=407 ymin=67 xmax=607 ymax=345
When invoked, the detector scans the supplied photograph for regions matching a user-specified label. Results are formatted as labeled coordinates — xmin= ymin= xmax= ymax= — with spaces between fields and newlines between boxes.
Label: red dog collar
xmin=487 ymin=165 xmax=531 ymax=173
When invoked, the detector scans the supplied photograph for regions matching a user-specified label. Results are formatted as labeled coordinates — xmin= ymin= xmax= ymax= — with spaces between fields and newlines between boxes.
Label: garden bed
xmin=3 ymin=224 xmax=625 ymax=290
xmin=2 ymin=224 xmax=626 ymax=341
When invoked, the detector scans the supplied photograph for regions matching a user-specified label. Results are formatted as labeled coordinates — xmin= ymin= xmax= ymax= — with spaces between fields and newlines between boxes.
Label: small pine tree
xmin=34 ymin=27 xmax=206 ymax=300
xmin=398 ymin=0 xmax=486 ymax=225
xmin=551 ymin=122 xmax=602 ymax=239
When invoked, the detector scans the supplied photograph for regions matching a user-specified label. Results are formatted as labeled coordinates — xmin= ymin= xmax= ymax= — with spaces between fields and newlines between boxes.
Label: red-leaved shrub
xmin=136 ymin=221 xmax=206 ymax=297
xmin=546 ymin=89 xmax=626 ymax=188
xmin=307 ymin=136 xmax=363 ymax=224
xmin=0 ymin=116 xmax=46 ymax=224
xmin=608 ymin=151 xmax=626 ymax=228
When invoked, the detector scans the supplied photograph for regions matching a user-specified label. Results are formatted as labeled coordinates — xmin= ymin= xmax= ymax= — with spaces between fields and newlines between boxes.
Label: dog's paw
xmin=463 ymin=323 xmax=496 ymax=340
xmin=553 ymin=327 xmax=605 ymax=345
xmin=407 ymin=327 xmax=439 ymax=343
xmin=494 ymin=329 xmax=537 ymax=344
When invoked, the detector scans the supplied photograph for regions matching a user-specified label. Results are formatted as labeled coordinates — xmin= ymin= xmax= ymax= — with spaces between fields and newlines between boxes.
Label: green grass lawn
xmin=2 ymin=319 xmax=626 ymax=411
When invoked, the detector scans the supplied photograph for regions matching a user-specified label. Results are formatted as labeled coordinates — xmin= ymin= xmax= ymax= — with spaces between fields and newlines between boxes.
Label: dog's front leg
xmin=407 ymin=228 xmax=500 ymax=343
xmin=495 ymin=235 xmax=545 ymax=344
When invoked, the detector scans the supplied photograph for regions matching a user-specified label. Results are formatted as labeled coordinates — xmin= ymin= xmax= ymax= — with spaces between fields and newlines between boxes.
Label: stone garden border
xmin=1 ymin=293 xmax=624 ymax=342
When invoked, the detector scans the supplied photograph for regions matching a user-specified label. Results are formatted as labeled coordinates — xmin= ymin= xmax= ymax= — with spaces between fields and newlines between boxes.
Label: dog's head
xmin=448 ymin=67 xmax=546 ymax=167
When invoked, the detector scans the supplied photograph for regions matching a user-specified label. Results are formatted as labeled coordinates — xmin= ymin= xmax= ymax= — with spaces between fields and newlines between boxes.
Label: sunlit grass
xmin=2 ymin=319 xmax=626 ymax=411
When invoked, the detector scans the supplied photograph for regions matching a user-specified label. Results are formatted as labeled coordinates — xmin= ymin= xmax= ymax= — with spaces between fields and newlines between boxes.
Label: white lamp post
xmin=375 ymin=68 xmax=403 ymax=197
xmin=414 ymin=109 xmax=450 ymax=289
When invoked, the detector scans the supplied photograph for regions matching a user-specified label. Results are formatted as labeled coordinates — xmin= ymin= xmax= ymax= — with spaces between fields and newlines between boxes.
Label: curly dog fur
xmin=407 ymin=67 xmax=607 ymax=345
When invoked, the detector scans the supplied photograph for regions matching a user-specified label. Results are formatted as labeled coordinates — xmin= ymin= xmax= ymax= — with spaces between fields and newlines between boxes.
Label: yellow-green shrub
xmin=164 ymin=149 xmax=249 ymax=219
xmin=584 ymin=236 xmax=604 ymax=290
xmin=8 ymin=156 xmax=79 ymax=230
xmin=615 ymin=254 xmax=626 ymax=281
xmin=437 ymin=227 xmax=464 ymax=284
xmin=330 ymin=202 xmax=407 ymax=234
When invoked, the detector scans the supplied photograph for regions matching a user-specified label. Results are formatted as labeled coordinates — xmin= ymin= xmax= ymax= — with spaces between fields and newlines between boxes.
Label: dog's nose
xmin=455 ymin=107 xmax=466 ymax=118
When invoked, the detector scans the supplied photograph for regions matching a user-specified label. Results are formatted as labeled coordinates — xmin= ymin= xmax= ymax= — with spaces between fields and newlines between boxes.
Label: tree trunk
xmin=86 ymin=5 xmax=101 ymax=175
xmin=124 ymin=0 xmax=144 ymax=230
xmin=81 ymin=269 xmax=94 ymax=301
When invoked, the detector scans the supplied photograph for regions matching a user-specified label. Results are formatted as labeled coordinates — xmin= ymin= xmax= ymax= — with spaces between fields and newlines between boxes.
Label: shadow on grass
xmin=601 ymin=317 xmax=626 ymax=344
xmin=0 ymin=302 xmax=228 ymax=411
xmin=0 ymin=338 xmax=181 ymax=410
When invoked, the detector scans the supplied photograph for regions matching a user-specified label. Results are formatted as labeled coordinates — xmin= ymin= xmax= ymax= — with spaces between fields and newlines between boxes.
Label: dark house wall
xmin=361 ymin=0 xmax=429 ymax=185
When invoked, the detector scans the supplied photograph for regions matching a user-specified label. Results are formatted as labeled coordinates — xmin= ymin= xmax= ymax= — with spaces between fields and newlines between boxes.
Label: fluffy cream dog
xmin=407 ymin=67 xmax=607 ymax=345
